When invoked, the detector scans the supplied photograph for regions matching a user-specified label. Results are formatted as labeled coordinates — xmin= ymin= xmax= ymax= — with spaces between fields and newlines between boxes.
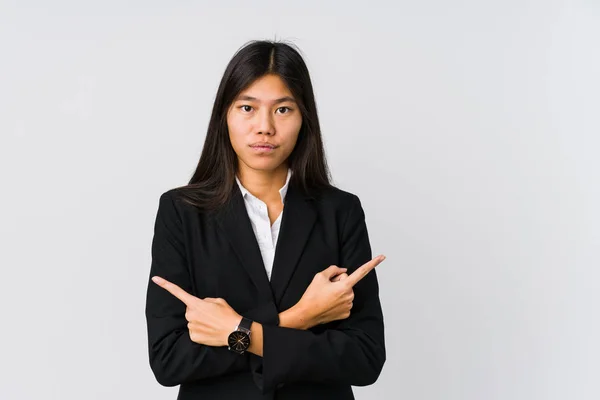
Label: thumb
xmin=321 ymin=265 xmax=347 ymax=279
xmin=332 ymin=272 xmax=349 ymax=282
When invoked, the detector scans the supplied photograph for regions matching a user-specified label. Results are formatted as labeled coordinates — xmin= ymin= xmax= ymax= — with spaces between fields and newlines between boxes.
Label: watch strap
xmin=239 ymin=316 xmax=253 ymax=331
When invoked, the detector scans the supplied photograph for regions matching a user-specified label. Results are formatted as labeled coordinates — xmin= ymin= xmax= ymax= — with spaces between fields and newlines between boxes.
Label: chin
xmin=241 ymin=158 xmax=285 ymax=172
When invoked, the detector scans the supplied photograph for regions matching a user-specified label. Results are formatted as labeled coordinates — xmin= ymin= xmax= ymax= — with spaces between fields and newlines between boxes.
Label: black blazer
xmin=145 ymin=182 xmax=386 ymax=400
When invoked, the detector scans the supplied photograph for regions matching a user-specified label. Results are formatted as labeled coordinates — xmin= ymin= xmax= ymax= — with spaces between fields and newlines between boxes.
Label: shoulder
xmin=157 ymin=187 xmax=183 ymax=206
xmin=155 ymin=187 xmax=194 ymax=217
xmin=315 ymin=184 xmax=361 ymax=205
xmin=310 ymin=184 xmax=365 ymax=219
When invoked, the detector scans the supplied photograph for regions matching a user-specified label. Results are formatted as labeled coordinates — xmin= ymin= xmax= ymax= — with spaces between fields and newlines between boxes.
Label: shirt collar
xmin=235 ymin=168 xmax=293 ymax=203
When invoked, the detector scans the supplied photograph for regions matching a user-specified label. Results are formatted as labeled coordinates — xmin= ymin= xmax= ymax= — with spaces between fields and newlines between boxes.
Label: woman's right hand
xmin=280 ymin=255 xmax=386 ymax=329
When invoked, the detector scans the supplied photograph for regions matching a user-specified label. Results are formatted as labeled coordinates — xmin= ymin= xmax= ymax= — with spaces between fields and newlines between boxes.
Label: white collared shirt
xmin=235 ymin=169 xmax=292 ymax=281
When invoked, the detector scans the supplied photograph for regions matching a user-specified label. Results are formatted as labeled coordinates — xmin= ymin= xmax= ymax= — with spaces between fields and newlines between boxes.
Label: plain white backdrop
xmin=1 ymin=1 xmax=598 ymax=399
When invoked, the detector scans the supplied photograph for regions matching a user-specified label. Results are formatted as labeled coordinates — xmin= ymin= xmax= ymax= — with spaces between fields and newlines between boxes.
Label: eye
xmin=276 ymin=106 xmax=292 ymax=114
xmin=239 ymin=105 xmax=253 ymax=113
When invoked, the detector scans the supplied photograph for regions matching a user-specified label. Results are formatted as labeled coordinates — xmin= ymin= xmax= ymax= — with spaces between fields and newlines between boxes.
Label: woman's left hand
xmin=151 ymin=276 xmax=241 ymax=347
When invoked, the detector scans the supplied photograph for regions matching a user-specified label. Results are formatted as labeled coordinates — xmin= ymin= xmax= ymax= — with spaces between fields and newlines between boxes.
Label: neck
xmin=237 ymin=163 xmax=289 ymax=202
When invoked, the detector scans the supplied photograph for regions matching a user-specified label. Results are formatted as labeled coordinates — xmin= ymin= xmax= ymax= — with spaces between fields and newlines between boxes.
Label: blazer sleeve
xmin=145 ymin=191 xmax=279 ymax=387
xmin=257 ymin=194 xmax=386 ymax=393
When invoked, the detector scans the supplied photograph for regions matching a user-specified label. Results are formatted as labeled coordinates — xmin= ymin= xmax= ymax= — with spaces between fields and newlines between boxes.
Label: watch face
xmin=228 ymin=331 xmax=250 ymax=353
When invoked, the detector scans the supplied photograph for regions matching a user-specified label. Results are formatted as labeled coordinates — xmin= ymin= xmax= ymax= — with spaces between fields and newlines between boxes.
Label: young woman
xmin=145 ymin=40 xmax=386 ymax=400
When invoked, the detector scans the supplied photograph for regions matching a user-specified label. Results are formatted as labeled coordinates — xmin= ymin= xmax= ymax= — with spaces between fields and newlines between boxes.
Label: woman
xmin=145 ymin=40 xmax=386 ymax=400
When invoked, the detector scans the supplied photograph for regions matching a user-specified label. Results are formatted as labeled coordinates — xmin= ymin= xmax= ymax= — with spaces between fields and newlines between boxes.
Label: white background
xmin=1 ymin=1 xmax=598 ymax=399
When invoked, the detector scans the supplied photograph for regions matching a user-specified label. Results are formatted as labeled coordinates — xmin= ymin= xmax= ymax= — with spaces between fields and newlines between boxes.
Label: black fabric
xmin=145 ymin=183 xmax=386 ymax=399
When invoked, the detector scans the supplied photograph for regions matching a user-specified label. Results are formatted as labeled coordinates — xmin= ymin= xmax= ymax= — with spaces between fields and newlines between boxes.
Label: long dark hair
xmin=176 ymin=39 xmax=332 ymax=211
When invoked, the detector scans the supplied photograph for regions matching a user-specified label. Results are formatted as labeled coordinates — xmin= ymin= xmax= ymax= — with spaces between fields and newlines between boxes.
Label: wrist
xmin=247 ymin=321 xmax=263 ymax=357
xmin=279 ymin=302 xmax=314 ymax=330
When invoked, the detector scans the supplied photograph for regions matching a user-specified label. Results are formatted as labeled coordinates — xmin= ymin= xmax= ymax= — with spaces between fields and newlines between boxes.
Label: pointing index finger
xmin=151 ymin=276 xmax=197 ymax=306
xmin=345 ymin=255 xmax=386 ymax=287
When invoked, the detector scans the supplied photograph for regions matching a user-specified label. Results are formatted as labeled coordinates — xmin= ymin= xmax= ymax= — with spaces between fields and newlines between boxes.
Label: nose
xmin=256 ymin=108 xmax=275 ymax=135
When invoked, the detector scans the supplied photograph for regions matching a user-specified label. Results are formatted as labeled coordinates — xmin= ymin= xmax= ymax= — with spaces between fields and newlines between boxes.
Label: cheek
xmin=281 ymin=119 xmax=302 ymax=148
xmin=227 ymin=118 xmax=246 ymax=150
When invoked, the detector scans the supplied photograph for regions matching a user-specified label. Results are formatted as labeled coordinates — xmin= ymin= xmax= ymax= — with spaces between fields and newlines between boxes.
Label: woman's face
xmin=227 ymin=74 xmax=302 ymax=173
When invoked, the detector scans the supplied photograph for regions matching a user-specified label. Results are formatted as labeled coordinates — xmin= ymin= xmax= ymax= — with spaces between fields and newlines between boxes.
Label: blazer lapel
xmin=215 ymin=185 xmax=274 ymax=303
xmin=270 ymin=183 xmax=317 ymax=307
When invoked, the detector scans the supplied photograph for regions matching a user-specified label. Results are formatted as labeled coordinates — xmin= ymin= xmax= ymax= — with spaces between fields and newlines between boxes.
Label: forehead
xmin=236 ymin=74 xmax=293 ymax=99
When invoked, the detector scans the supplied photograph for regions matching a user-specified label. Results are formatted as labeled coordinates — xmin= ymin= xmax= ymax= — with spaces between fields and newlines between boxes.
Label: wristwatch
xmin=227 ymin=316 xmax=252 ymax=354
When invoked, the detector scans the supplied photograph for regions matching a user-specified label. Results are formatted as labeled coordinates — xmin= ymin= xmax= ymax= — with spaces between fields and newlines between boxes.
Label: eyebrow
xmin=235 ymin=95 xmax=297 ymax=104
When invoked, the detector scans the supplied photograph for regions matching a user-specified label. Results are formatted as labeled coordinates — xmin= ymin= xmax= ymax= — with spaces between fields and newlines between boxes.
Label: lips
xmin=250 ymin=143 xmax=277 ymax=149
